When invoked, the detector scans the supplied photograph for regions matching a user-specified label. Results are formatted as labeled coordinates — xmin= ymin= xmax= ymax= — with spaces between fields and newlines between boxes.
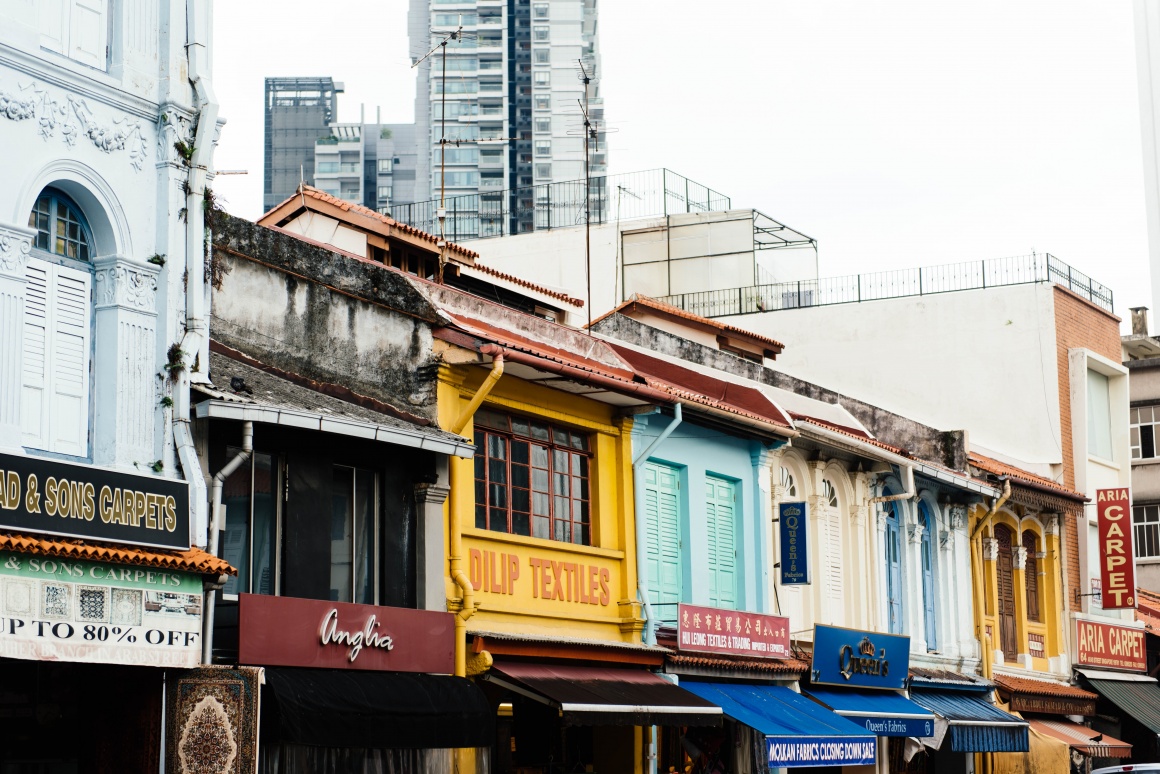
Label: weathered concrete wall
xmin=593 ymin=314 xmax=967 ymax=470
xmin=211 ymin=215 xmax=443 ymax=422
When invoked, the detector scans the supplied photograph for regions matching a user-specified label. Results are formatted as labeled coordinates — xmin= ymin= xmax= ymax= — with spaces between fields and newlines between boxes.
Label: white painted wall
xmin=1134 ymin=0 xmax=1160 ymax=316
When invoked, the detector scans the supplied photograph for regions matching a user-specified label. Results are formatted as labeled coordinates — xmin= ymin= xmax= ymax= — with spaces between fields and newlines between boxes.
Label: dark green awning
xmin=1085 ymin=678 xmax=1160 ymax=735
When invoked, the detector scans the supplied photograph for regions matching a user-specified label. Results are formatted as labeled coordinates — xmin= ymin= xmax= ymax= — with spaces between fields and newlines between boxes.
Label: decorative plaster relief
xmin=94 ymin=260 xmax=158 ymax=313
xmin=1013 ymin=546 xmax=1028 ymax=571
xmin=157 ymin=106 xmax=195 ymax=165
xmin=0 ymin=229 xmax=31 ymax=276
xmin=982 ymin=537 xmax=998 ymax=561
xmin=1044 ymin=514 xmax=1060 ymax=536
xmin=908 ymin=524 xmax=925 ymax=544
xmin=949 ymin=505 xmax=967 ymax=530
xmin=0 ymin=79 xmax=149 ymax=170
xmin=939 ymin=529 xmax=954 ymax=552
xmin=876 ymin=511 xmax=887 ymax=532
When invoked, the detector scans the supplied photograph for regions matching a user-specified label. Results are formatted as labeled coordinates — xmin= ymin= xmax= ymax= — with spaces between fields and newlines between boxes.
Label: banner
xmin=1075 ymin=619 xmax=1146 ymax=672
xmin=779 ymin=501 xmax=810 ymax=585
xmin=767 ymin=737 xmax=876 ymax=768
xmin=0 ymin=450 xmax=190 ymax=550
xmin=0 ymin=550 xmax=202 ymax=667
xmin=1096 ymin=488 xmax=1136 ymax=609
xmin=677 ymin=603 xmax=789 ymax=659
xmin=810 ymin=624 xmax=910 ymax=691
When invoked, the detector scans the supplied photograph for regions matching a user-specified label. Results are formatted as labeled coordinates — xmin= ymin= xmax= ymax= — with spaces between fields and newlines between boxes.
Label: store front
xmin=0 ymin=449 xmax=221 ymax=772
xmin=237 ymin=594 xmax=493 ymax=772
xmin=1074 ymin=618 xmax=1156 ymax=767
xmin=991 ymin=673 xmax=1101 ymax=773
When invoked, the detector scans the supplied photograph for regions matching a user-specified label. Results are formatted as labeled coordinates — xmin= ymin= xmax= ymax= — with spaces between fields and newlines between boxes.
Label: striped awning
xmin=1026 ymin=719 xmax=1131 ymax=758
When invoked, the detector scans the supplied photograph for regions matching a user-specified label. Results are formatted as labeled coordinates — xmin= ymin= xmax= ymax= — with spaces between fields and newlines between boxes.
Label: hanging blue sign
xmin=766 ymin=737 xmax=877 ymax=768
xmin=779 ymin=501 xmax=810 ymax=585
xmin=811 ymin=624 xmax=910 ymax=691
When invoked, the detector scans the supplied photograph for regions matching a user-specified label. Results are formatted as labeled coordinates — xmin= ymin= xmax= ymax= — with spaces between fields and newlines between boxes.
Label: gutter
xmin=201 ymin=422 xmax=252 ymax=664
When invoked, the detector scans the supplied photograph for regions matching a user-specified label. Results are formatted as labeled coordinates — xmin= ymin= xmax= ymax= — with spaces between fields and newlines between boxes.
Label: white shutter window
xmin=38 ymin=0 xmax=68 ymax=54
xmin=826 ymin=509 xmax=843 ymax=602
xmin=22 ymin=259 xmax=91 ymax=457
xmin=69 ymin=0 xmax=108 ymax=70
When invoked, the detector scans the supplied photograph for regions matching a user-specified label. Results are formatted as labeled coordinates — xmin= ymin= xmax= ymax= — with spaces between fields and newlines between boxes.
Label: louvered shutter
xmin=706 ymin=476 xmax=736 ymax=609
xmin=826 ymin=509 xmax=843 ymax=602
xmin=69 ymin=0 xmax=108 ymax=70
xmin=643 ymin=463 xmax=682 ymax=618
xmin=21 ymin=260 xmax=90 ymax=456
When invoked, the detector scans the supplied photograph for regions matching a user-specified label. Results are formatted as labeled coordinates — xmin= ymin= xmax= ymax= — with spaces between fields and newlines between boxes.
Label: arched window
xmin=994 ymin=524 xmax=1017 ymax=660
xmin=780 ymin=467 xmax=796 ymax=498
xmin=822 ymin=479 xmax=838 ymax=507
xmin=883 ymin=492 xmax=903 ymax=634
xmin=821 ymin=479 xmax=842 ymax=604
xmin=1023 ymin=530 xmax=1040 ymax=622
xmin=21 ymin=187 xmax=94 ymax=457
xmin=918 ymin=501 xmax=937 ymax=650
xmin=28 ymin=189 xmax=92 ymax=263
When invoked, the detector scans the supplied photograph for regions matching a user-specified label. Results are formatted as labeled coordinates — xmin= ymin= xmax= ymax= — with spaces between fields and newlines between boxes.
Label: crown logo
xmin=858 ymin=637 xmax=876 ymax=656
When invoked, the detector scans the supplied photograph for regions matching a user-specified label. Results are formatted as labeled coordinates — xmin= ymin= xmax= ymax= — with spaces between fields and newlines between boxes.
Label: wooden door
xmin=995 ymin=525 xmax=1018 ymax=660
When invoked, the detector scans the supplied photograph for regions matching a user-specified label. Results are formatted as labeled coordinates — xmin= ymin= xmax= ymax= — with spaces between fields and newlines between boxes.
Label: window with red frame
xmin=474 ymin=409 xmax=591 ymax=545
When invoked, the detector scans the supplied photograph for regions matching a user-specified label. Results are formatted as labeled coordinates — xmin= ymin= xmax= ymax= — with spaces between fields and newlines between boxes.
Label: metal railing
xmin=656 ymin=253 xmax=1113 ymax=317
xmin=389 ymin=168 xmax=732 ymax=242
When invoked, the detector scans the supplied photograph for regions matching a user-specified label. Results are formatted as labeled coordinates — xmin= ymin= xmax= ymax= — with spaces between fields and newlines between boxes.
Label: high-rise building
xmin=311 ymin=122 xmax=420 ymax=213
xmin=408 ymin=0 xmax=605 ymax=233
xmin=264 ymin=77 xmax=344 ymax=211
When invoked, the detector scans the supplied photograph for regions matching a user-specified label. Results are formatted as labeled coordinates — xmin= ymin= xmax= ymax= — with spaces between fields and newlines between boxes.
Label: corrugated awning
xmin=909 ymin=688 xmax=1029 ymax=753
xmin=1026 ymin=719 xmax=1131 ymax=758
xmin=803 ymin=687 xmax=936 ymax=737
xmin=1084 ymin=678 xmax=1160 ymax=735
xmin=483 ymin=663 xmax=722 ymax=727
xmin=681 ymin=682 xmax=877 ymax=768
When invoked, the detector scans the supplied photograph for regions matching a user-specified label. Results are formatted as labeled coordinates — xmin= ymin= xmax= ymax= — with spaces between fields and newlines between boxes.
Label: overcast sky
xmin=212 ymin=2 xmax=1151 ymax=328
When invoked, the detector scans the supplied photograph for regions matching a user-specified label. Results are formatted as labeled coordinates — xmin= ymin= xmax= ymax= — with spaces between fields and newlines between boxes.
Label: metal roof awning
xmin=803 ymin=687 xmax=936 ymax=737
xmin=1084 ymin=678 xmax=1160 ymax=736
xmin=483 ymin=663 xmax=722 ymax=727
xmin=908 ymin=687 xmax=1029 ymax=753
xmin=681 ymin=682 xmax=877 ymax=768
xmin=1026 ymin=719 xmax=1131 ymax=759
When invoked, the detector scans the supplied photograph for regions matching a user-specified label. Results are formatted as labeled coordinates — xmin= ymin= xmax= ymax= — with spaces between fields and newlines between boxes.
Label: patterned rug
xmin=166 ymin=665 xmax=261 ymax=774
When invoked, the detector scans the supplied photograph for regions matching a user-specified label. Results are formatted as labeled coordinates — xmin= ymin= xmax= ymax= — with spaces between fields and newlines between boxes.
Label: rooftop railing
xmin=655 ymin=253 xmax=1113 ymax=317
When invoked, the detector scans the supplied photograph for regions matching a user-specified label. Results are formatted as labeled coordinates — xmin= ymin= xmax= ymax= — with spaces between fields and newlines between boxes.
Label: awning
xmin=682 ymin=682 xmax=877 ymax=768
xmin=1026 ymin=719 xmax=1131 ymax=758
xmin=803 ymin=687 xmax=936 ymax=737
xmin=262 ymin=668 xmax=493 ymax=749
xmin=1084 ymin=678 xmax=1160 ymax=735
xmin=483 ymin=663 xmax=722 ymax=727
xmin=909 ymin=688 xmax=1029 ymax=753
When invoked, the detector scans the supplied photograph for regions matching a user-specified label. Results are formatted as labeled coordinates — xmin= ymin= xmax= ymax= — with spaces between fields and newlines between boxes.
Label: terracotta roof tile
xmin=465 ymin=263 xmax=585 ymax=307
xmin=1136 ymin=587 xmax=1160 ymax=631
xmin=666 ymin=652 xmax=810 ymax=675
xmin=992 ymin=673 xmax=1096 ymax=701
xmin=909 ymin=667 xmax=991 ymax=687
xmin=969 ymin=453 xmax=1084 ymax=500
xmin=591 ymin=295 xmax=785 ymax=354
xmin=0 ymin=532 xmax=235 ymax=576
xmin=792 ymin=413 xmax=913 ymax=458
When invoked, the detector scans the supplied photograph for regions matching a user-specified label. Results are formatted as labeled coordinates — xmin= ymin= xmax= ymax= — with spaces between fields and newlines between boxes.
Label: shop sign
xmin=854 ymin=714 xmax=934 ymax=738
xmin=677 ymin=603 xmax=789 ymax=659
xmin=810 ymin=624 xmax=909 ymax=691
xmin=779 ymin=501 xmax=810 ymax=585
xmin=0 ymin=550 xmax=202 ymax=668
xmin=237 ymin=593 xmax=454 ymax=673
xmin=1075 ymin=619 xmax=1146 ymax=672
xmin=0 ymin=450 xmax=190 ymax=550
xmin=766 ymin=737 xmax=876 ymax=768
xmin=1096 ymin=488 xmax=1136 ymax=609
xmin=1007 ymin=693 xmax=1095 ymax=717
xmin=469 ymin=547 xmax=611 ymax=606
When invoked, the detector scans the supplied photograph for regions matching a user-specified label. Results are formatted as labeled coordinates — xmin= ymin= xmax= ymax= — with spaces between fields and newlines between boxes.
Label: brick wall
xmin=1052 ymin=285 xmax=1121 ymax=611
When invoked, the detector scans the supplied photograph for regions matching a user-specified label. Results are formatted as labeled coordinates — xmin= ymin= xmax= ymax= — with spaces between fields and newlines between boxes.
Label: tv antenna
xmin=576 ymin=59 xmax=600 ymax=330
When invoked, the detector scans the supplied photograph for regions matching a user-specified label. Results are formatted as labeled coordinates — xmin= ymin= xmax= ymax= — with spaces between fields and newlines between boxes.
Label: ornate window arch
xmin=28 ymin=189 xmax=93 ymax=263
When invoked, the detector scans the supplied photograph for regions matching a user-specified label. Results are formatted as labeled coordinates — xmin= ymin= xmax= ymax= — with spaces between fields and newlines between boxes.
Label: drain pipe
xmin=633 ymin=404 xmax=683 ymax=646
xmin=868 ymin=463 xmax=916 ymax=505
xmin=449 ymin=347 xmax=505 ymax=677
xmin=201 ymin=422 xmax=253 ymax=664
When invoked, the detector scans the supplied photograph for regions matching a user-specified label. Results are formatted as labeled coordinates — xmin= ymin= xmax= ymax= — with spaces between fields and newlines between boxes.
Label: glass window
xmin=377 ymin=158 xmax=393 ymax=174
xmin=443 ymin=57 xmax=479 ymax=71
xmin=534 ymin=48 xmax=550 ymax=64
xmin=534 ymin=163 xmax=552 ymax=179
xmin=1135 ymin=504 xmax=1160 ymax=559
xmin=534 ymin=95 xmax=551 ymax=111
xmin=533 ymin=26 xmax=550 ymax=42
xmin=434 ymin=13 xmax=476 ymax=26
xmin=534 ymin=140 xmax=551 ymax=157
xmin=28 ymin=190 xmax=91 ymax=262
xmin=330 ymin=465 xmax=377 ymax=604
xmin=316 ymin=161 xmax=339 ymax=174
xmin=436 ymin=147 xmax=480 ymax=165
xmin=474 ymin=410 xmax=592 ymax=545
xmin=222 ymin=452 xmax=279 ymax=597
xmin=435 ymin=101 xmax=479 ymax=119
xmin=534 ymin=117 xmax=551 ymax=133
xmin=443 ymin=171 xmax=480 ymax=187
xmin=779 ymin=468 xmax=796 ymax=498
xmin=1087 ymin=370 xmax=1113 ymax=459
xmin=822 ymin=479 xmax=838 ymax=507
xmin=434 ymin=80 xmax=478 ymax=94
xmin=1132 ymin=405 xmax=1160 ymax=460
xmin=533 ymin=71 xmax=551 ymax=87
xmin=532 ymin=3 xmax=549 ymax=18
xmin=377 ymin=186 xmax=392 ymax=200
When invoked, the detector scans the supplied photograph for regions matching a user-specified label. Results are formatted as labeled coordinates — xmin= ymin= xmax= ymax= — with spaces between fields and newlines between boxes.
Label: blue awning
xmin=909 ymin=688 xmax=1029 ymax=753
xmin=803 ymin=687 xmax=936 ymax=737
xmin=682 ymin=682 xmax=877 ymax=768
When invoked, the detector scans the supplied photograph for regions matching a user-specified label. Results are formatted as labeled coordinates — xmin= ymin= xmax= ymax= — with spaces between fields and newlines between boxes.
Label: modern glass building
xmin=263 ymin=77 xmax=344 ymax=211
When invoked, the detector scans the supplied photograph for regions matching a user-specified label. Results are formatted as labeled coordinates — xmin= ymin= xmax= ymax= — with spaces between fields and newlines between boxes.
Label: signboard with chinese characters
xmin=1096 ymin=488 xmax=1136 ymax=609
xmin=677 ymin=603 xmax=790 ymax=659
xmin=1075 ymin=619 xmax=1146 ymax=672
xmin=0 ymin=550 xmax=202 ymax=667
xmin=0 ymin=451 xmax=190 ymax=550
xmin=237 ymin=594 xmax=454 ymax=673
xmin=767 ymin=737 xmax=877 ymax=768
xmin=810 ymin=624 xmax=909 ymax=691
xmin=779 ymin=501 xmax=810 ymax=585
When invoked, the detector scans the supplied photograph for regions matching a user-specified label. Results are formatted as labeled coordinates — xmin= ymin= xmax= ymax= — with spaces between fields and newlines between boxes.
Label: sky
xmin=212 ymin=2 xmax=1152 ymax=328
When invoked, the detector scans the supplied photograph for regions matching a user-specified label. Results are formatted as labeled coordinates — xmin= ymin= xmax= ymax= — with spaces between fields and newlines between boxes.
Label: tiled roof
xmin=465 ymin=263 xmax=585 ymax=308
xmin=969 ymin=453 xmax=1084 ymax=500
xmin=591 ymin=295 xmax=785 ymax=354
xmin=992 ymin=673 xmax=1097 ymax=701
xmin=666 ymin=652 xmax=810 ymax=675
xmin=293 ymin=186 xmax=480 ymax=260
xmin=792 ymin=413 xmax=914 ymax=458
xmin=909 ymin=667 xmax=991 ymax=688
xmin=0 ymin=532 xmax=235 ymax=575
xmin=1136 ymin=587 xmax=1160 ymax=631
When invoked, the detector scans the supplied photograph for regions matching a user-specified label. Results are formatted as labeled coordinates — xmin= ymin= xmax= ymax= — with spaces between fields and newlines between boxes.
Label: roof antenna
xmin=577 ymin=60 xmax=597 ymax=331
